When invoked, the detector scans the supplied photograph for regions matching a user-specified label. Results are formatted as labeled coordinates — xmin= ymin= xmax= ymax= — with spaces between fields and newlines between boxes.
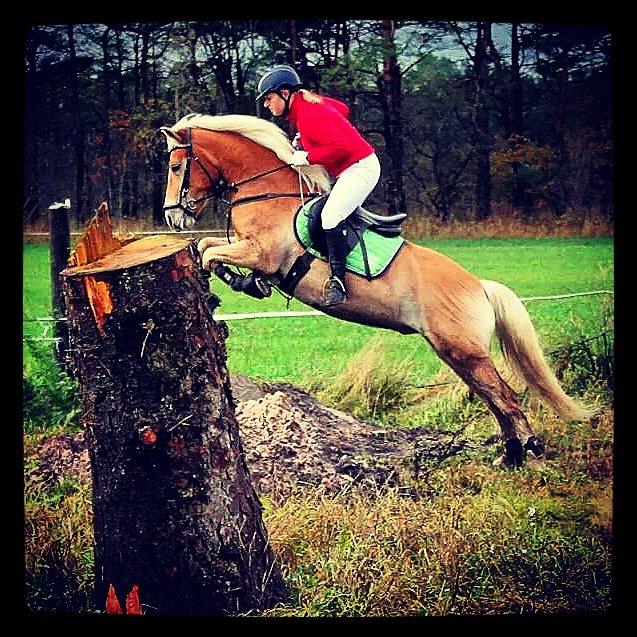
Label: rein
xmin=225 ymin=191 xmax=320 ymax=244
xmin=165 ymin=127 xmax=318 ymax=243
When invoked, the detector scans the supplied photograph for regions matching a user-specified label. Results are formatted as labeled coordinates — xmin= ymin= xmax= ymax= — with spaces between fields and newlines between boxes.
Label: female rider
xmin=256 ymin=64 xmax=381 ymax=306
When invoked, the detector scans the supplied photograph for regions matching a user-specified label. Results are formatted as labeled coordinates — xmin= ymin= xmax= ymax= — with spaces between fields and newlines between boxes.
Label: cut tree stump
xmin=60 ymin=203 xmax=289 ymax=616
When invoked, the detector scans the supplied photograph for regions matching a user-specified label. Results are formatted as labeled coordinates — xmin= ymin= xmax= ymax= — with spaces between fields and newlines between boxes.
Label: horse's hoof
xmin=493 ymin=438 xmax=525 ymax=469
xmin=524 ymin=436 xmax=545 ymax=459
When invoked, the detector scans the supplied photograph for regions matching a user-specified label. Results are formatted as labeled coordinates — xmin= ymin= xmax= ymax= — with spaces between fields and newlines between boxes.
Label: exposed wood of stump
xmin=60 ymin=204 xmax=288 ymax=616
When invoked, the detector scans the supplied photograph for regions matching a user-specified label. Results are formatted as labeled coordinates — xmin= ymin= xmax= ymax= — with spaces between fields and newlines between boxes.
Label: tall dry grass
xmin=262 ymin=412 xmax=613 ymax=616
xmin=24 ymin=207 xmax=613 ymax=244
xmin=403 ymin=208 xmax=613 ymax=240
xmin=316 ymin=336 xmax=418 ymax=420
xmin=23 ymin=388 xmax=613 ymax=615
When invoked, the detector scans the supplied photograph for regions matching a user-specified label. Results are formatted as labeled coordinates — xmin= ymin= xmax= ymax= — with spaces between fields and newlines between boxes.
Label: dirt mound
xmin=31 ymin=433 xmax=92 ymax=490
xmin=28 ymin=376 xmax=470 ymax=499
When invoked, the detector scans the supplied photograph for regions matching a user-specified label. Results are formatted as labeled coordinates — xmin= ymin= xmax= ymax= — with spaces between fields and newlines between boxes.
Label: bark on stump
xmin=61 ymin=204 xmax=289 ymax=615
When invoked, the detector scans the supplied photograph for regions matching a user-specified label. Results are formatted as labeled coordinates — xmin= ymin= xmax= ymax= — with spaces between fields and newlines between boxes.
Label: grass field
xmin=23 ymin=237 xmax=614 ymax=387
xmin=22 ymin=235 xmax=615 ymax=615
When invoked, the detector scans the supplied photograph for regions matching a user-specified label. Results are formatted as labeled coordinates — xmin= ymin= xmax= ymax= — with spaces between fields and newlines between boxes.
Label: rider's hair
xmin=297 ymin=89 xmax=323 ymax=104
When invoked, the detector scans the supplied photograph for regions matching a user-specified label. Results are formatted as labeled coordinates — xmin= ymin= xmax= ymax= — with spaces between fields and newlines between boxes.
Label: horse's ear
xmin=157 ymin=126 xmax=181 ymax=146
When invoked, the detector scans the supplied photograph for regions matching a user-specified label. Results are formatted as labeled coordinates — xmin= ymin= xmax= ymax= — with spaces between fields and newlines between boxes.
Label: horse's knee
xmin=197 ymin=237 xmax=225 ymax=253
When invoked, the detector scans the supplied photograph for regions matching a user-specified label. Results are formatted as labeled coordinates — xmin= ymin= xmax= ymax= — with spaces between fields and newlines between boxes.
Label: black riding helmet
xmin=256 ymin=65 xmax=302 ymax=115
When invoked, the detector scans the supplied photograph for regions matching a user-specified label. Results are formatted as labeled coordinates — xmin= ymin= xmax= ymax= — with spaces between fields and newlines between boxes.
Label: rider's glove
xmin=289 ymin=150 xmax=309 ymax=166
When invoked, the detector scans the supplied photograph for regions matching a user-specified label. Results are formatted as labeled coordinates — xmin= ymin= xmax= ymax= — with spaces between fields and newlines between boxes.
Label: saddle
xmin=304 ymin=195 xmax=406 ymax=259
xmin=278 ymin=195 xmax=407 ymax=295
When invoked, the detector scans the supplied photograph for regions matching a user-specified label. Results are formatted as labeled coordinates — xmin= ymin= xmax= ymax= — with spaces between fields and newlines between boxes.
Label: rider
xmin=256 ymin=64 xmax=381 ymax=306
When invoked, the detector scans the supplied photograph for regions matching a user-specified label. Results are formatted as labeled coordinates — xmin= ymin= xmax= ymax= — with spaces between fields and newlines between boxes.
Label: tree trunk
xmin=101 ymin=27 xmax=115 ymax=219
xmin=131 ymin=166 xmax=139 ymax=219
xmin=61 ymin=204 xmax=289 ymax=616
xmin=290 ymin=19 xmax=298 ymax=65
xmin=67 ymin=24 xmax=86 ymax=228
xmin=553 ymin=45 xmax=570 ymax=217
xmin=510 ymin=23 xmax=526 ymax=211
xmin=232 ymin=32 xmax=249 ymax=115
xmin=474 ymin=21 xmax=492 ymax=220
xmin=134 ymin=31 xmax=140 ymax=106
xmin=379 ymin=19 xmax=407 ymax=214
xmin=115 ymin=27 xmax=126 ymax=109
xmin=25 ymin=26 xmax=41 ymax=224
xmin=140 ymin=24 xmax=150 ymax=104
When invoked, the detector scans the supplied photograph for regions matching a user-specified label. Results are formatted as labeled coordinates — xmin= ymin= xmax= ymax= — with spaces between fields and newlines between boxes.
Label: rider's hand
xmin=289 ymin=150 xmax=309 ymax=166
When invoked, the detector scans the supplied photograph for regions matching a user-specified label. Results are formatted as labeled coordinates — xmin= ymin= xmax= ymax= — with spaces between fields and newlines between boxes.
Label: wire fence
xmin=23 ymin=289 xmax=613 ymax=395
xmin=23 ymin=289 xmax=614 ymax=344
xmin=24 ymin=229 xmax=227 ymax=237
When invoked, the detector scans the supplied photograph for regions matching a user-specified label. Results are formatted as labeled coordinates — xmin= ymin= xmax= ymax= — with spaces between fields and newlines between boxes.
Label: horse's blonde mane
xmin=169 ymin=113 xmax=332 ymax=194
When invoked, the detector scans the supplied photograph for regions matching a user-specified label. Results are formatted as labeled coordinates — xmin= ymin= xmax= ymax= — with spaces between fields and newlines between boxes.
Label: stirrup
xmin=323 ymin=276 xmax=347 ymax=306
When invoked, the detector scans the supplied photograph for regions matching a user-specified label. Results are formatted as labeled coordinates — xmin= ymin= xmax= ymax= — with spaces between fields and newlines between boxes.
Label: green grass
xmin=23 ymin=237 xmax=614 ymax=387
xmin=22 ymin=236 xmax=615 ymax=615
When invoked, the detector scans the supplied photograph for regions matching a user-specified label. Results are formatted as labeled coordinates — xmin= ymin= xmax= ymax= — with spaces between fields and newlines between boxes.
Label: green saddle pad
xmin=294 ymin=199 xmax=405 ymax=279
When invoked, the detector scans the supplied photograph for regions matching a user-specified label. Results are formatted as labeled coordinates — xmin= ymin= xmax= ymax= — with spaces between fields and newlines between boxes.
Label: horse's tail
xmin=480 ymin=279 xmax=594 ymax=422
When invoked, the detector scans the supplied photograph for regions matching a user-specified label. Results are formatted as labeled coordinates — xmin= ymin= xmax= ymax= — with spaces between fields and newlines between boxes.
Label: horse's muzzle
xmin=164 ymin=207 xmax=196 ymax=231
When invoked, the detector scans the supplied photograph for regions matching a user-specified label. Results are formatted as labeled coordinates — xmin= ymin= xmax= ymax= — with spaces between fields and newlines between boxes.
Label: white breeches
xmin=321 ymin=153 xmax=381 ymax=229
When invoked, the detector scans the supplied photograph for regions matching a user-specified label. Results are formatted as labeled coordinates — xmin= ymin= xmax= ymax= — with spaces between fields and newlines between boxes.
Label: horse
xmin=159 ymin=113 xmax=593 ymax=468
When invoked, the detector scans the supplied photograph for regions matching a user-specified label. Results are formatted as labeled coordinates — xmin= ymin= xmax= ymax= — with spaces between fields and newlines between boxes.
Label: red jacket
xmin=287 ymin=93 xmax=374 ymax=177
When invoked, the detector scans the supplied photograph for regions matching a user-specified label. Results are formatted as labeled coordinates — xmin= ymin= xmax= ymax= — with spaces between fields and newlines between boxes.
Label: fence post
xmin=48 ymin=198 xmax=71 ymax=364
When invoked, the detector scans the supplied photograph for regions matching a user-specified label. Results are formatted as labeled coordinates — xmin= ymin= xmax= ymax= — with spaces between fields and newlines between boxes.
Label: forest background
xmin=23 ymin=20 xmax=613 ymax=231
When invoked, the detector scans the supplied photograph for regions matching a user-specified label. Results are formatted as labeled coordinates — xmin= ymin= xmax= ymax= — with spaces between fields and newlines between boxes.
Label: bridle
xmin=163 ymin=127 xmax=232 ymax=217
xmin=163 ymin=127 xmax=319 ymax=240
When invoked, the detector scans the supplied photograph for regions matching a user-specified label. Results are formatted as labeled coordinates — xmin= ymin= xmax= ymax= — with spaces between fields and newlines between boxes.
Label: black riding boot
xmin=324 ymin=223 xmax=348 ymax=306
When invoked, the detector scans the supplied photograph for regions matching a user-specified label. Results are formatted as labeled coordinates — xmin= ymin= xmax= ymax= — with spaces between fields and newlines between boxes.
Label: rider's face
xmin=263 ymin=90 xmax=290 ymax=116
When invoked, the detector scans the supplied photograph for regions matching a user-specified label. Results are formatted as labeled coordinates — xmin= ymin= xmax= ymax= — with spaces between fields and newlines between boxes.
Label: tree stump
xmin=60 ymin=204 xmax=289 ymax=615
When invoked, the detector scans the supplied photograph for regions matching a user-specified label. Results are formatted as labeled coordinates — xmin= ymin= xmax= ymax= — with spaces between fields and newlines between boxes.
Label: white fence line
xmin=519 ymin=290 xmax=614 ymax=301
xmin=22 ymin=289 xmax=614 ymax=343
xmin=24 ymin=229 xmax=227 ymax=237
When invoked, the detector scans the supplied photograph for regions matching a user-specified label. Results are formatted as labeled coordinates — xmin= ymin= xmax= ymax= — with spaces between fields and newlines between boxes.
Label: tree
xmin=403 ymin=53 xmax=474 ymax=221
xmin=100 ymin=26 xmax=115 ymax=217
xmin=22 ymin=20 xmax=613 ymax=228
xmin=67 ymin=24 xmax=87 ymax=226
xmin=378 ymin=20 xmax=407 ymax=214
xmin=445 ymin=21 xmax=494 ymax=220
xmin=526 ymin=23 xmax=611 ymax=215
xmin=473 ymin=21 xmax=493 ymax=220
xmin=24 ymin=25 xmax=42 ymax=224
xmin=509 ymin=23 xmax=526 ymax=209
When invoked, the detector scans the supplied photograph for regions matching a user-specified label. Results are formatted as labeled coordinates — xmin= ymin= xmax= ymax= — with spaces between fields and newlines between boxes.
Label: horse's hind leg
xmin=428 ymin=337 xmax=543 ymax=467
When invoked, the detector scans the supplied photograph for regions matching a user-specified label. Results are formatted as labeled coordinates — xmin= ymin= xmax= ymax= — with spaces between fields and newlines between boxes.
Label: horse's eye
xmin=170 ymin=164 xmax=181 ymax=173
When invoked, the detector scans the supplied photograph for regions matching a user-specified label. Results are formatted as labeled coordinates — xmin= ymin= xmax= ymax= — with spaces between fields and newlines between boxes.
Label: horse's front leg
xmin=197 ymin=237 xmax=276 ymax=299
xmin=197 ymin=237 xmax=264 ymax=271
xmin=197 ymin=237 xmax=229 ymax=251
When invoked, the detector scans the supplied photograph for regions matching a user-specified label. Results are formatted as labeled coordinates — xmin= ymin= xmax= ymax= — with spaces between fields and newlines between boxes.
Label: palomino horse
xmin=160 ymin=114 xmax=592 ymax=467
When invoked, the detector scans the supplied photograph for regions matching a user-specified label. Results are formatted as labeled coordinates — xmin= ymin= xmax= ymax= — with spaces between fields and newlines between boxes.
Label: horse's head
xmin=159 ymin=126 xmax=228 ymax=230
